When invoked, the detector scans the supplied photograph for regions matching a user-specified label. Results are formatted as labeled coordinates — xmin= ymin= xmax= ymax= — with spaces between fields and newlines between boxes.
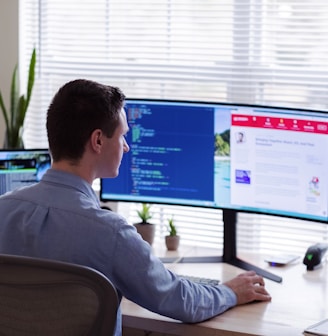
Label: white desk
xmin=122 ymin=253 xmax=328 ymax=336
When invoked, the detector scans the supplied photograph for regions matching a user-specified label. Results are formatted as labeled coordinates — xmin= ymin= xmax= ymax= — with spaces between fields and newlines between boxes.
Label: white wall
xmin=0 ymin=0 xmax=19 ymax=145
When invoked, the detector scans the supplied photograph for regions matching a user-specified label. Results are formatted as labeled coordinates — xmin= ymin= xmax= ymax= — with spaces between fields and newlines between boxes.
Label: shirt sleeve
xmin=110 ymin=222 xmax=237 ymax=323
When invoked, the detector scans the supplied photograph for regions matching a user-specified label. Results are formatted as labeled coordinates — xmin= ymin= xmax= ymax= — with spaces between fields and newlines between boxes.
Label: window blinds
xmin=20 ymin=0 xmax=328 ymax=254
xmin=20 ymin=0 xmax=328 ymax=149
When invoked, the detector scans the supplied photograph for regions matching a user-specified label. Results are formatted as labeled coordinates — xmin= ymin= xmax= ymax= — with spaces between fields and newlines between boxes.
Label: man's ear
xmin=90 ymin=129 xmax=103 ymax=153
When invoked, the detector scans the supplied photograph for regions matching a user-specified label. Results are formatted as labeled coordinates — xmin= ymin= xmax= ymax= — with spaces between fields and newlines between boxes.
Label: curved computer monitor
xmin=100 ymin=99 xmax=328 ymax=224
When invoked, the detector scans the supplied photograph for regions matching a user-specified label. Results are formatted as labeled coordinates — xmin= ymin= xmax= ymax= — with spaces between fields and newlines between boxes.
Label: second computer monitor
xmin=0 ymin=149 xmax=51 ymax=196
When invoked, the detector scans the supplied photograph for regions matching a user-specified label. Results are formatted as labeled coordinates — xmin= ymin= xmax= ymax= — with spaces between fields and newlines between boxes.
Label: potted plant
xmin=165 ymin=216 xmax=180 ymax=251
xmin=133 ymin=203 xmax=155 ymax=246
xmin=0 ymin=48 xmax=36 ymax=149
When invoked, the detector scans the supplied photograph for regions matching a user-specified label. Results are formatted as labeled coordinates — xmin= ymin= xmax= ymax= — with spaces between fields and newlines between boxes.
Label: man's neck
xmin=51 ymin=161 xmax=94 ymax=185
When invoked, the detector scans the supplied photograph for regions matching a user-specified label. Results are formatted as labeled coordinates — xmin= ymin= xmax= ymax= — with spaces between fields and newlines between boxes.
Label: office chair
xmin=0 ymin=254 xmax=119 ymax=336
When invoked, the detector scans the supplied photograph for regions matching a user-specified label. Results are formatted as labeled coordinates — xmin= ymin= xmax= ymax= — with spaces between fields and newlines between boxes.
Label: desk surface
xmin=122 ymin=250 xmax=328 ymax=336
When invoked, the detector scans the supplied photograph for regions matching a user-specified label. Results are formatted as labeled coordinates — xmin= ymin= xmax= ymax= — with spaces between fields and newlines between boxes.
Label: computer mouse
xmin=303 ymin=243 xmax=328 ymax=271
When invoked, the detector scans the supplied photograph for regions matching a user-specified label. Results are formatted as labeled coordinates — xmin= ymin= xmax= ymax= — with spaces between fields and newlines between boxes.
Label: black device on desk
xmin=303 ymin=243 xmax=328 ymax=271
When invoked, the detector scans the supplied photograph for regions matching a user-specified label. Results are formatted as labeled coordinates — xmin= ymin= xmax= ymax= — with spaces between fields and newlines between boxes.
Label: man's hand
xmin=223 ymin=271 xmax=271 ymax=305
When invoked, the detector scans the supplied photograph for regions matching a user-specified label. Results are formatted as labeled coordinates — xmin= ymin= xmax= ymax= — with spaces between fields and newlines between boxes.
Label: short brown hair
xmin=46 ymin=79 xmax=126 ymax=161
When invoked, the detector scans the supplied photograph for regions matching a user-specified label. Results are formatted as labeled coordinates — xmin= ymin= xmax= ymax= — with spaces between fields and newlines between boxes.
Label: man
xmin=0 ymin=79 xmax=271 ymax=335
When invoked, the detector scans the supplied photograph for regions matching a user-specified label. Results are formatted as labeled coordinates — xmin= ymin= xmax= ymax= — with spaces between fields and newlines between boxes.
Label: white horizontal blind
xmin=117 ymin=202 xmax=328 ymax=256
xmin=237 ymin=212 xmax=328 ymax=255
xmin=21 ymin=0 xmax=328 ymax=256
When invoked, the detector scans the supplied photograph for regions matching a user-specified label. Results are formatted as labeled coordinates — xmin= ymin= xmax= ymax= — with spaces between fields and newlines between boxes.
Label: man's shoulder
xmin=0 ymin=184 xmax=39 ymax=200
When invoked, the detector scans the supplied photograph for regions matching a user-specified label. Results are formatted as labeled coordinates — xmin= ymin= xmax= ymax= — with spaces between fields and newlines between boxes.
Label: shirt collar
xmin=41 ymin=168 xmax=100 ymax=205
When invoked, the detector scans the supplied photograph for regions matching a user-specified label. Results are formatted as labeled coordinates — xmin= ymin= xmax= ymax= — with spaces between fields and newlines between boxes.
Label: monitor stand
xmin=175 ymin=209 xmax=282 ymax=283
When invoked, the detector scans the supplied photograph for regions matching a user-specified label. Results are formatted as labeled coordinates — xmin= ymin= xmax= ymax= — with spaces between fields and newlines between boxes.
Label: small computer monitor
xmin=0 ymin=149 xmax=51 ymax=196
xmin=100 ymin=99 xmax=328 ymax=224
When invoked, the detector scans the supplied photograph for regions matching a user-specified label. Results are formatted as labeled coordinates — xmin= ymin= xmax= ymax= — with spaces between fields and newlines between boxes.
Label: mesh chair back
xmin=0 ymin=254 xmax=119 ymax=336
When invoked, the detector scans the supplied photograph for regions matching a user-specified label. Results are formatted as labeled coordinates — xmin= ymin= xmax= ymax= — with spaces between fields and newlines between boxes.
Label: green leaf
xmin=10 ymin=65 xmax=19 ymax=131
xmin=168 ymin=217 xmax=177 ymax=236
xmin=25 ymin=48 xmax=36 ymax=109
xmin=0 ymin=91 xmax=9 ymax=130
xmin=137 ymin=203 xmax=153 ymax=223
xmin=16 ymin=95 xmax=26 ymax=127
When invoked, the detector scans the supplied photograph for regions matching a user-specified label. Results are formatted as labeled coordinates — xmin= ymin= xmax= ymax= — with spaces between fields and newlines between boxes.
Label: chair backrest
xmin=0 ymin=254 xmax=119 ymax=336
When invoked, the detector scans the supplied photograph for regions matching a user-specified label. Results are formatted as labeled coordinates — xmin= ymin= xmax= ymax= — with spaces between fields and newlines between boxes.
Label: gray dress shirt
xmin=0 ymin=168 xmax=236 ymax=336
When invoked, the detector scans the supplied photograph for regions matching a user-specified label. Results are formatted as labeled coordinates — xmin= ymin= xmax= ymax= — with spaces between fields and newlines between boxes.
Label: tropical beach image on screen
xmin=215 ymin=129 xmax=230 ymax=157
xmin=214 ymin=108 xmax=231 ymax=206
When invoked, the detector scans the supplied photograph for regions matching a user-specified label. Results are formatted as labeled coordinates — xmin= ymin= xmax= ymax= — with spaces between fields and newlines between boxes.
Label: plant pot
xmin=133 ymin=222 xmax=155 ymax=246
xmin=165 ymin=235 xmax=180 ymax=251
